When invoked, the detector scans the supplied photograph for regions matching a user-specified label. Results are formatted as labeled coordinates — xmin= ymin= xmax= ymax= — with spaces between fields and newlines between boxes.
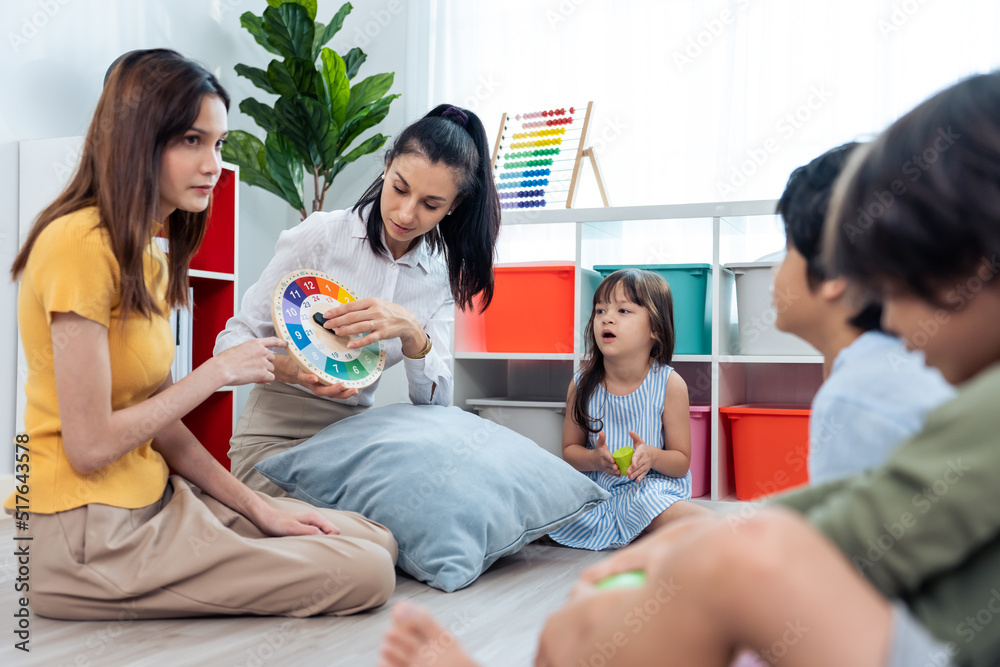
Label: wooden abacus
xmin=491 ymin=101 xmax=610 ymax=210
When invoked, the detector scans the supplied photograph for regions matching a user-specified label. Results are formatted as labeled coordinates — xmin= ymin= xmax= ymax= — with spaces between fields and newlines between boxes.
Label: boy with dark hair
xmin=774 ymin=142 xmax=953 ymax=483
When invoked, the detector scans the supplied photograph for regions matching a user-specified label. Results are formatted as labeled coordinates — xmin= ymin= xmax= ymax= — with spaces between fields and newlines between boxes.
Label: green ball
xmin=594 ymin=571 xmax=647 ymax=591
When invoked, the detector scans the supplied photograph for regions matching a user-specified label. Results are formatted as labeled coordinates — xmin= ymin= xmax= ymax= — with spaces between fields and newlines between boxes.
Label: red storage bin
xmin=455 ymin=263 xmax=600 ymax=354
xmin=486 ymin=263 xmax=576 ymax=353
xmin=720 ymin=404 xmax=810 ymax=501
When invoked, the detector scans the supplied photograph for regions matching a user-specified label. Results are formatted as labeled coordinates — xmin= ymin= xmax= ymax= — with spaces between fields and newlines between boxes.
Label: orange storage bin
xmin=720 ymin=404 xmax=810 ymax=501
xmin=457 ymin=263 xmax=600 ymax=354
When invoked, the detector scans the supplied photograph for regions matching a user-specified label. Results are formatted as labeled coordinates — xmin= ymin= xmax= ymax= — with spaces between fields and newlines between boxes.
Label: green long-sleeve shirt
xmin=770 ymin=362 xmax=1000 ymax=667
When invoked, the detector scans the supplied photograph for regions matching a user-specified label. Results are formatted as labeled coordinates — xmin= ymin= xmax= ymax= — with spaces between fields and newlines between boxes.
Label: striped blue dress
xmin=549 ymin=363 xmax=692 ymax=550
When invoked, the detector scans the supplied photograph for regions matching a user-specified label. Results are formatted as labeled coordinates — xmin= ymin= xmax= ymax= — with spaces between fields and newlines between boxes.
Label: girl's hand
xmin=272 ymin=355 xmax=359 ymax=400
xmin=213 ymin=337 xmax=287 ymax=386
xmin=250 ymin=504 xmax=340 ymax=537
xmin=626 ymin=431 xmax=654 ymax=482
xmin=321 ymin=297 xmax=426 ymax=357
xmin=592 ymin=431 xmax=620 ymax=476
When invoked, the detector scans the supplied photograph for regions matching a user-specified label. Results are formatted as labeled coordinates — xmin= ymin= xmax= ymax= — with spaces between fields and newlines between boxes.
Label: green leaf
xmin=340 ymin=133 xmax=388 ymax=166
xmin=239 ymin=12 xmax=282 ymax=56
xmin=239 ymin=98 xmax=278 ymax=133
xmin=235 ymin=64 xmax=276 ymax=95
xmin=274 ymin=96 xmax=337 ymax=168
xmin=313 ymin=70 xmax=330 ymax=109
xmin=312 ymin=2 xmax=352 ymax=59
xmin=311 ymin=21 xmax=327 ymax=60
xmin=267 ymin=0 xmax=316 ymax=21
xmin=305 ymin=95 xmax=340 ymax=168
xmin=261 ymin=4 xmax=315 ymax=60
xmin=273 ymin=97 xmax=312 ymax=164
xmin=328 ymin=133 xmax=388 ymax=182
xmin=345 ymin=72 xmax=395 ymax=120
xmin=342 ymin=47 xmax=366 ymax=79
xmin=319 ymin=48 xmax=350 ymax=127
xmin=267 ymin=58 xmax=316 ymax=99
xmin=337 ymin=93 xmax=397 ymax=154
xmin=221 ymin=130 xmax=287 ymax=201
xmin=264 ymin=132 xmax=306 ymax=212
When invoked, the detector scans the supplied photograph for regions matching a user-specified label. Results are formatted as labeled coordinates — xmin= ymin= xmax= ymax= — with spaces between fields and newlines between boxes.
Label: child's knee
xmin=709 ymin=508 xmax=812 ymax=588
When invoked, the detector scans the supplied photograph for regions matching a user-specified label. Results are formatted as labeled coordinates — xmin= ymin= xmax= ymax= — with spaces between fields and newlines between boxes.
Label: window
xmin=410 ymin=0 xmax=1000 ymax=206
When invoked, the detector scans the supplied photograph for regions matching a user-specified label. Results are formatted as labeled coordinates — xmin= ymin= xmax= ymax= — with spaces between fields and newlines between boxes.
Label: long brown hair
xmin=11 ymin=49 xmax=230 ymax=321
xmin=573 ymin=269 xmax=676 ymax=436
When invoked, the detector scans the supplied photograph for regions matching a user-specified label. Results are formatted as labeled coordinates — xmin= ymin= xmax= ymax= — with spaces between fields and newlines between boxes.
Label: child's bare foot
xmin=378 ymin=600 xmax=479 ymax=667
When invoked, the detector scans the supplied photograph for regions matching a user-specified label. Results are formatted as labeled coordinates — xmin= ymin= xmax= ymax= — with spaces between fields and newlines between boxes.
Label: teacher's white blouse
xmin=214 ymin=206 xmax=454 ymax=407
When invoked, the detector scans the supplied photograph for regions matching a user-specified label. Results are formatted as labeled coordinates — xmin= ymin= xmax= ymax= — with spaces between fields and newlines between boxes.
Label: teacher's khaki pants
xmin=229 ymin=382 xmax=367 ymax=497
xmin=27 ymin=476 xmax=398 ymax=620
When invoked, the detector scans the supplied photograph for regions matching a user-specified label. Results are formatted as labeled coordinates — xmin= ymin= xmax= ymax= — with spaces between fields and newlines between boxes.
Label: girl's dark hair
xmin=825 ymin=72 xmax=1000 ymax=305
xmin=778 ymin=141 xmax=882 ymax=331
xmin=353 ymin=104 xmax=501 ymax=311
xmin=573 ymin=269 xmax=676 ymax=436
xmin=11 ymin=49 xmax=230 ymax=322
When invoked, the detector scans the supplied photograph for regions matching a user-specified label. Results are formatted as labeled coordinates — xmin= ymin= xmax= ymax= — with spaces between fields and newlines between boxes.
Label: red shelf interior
xmin=183 ymin=391 xmax=235 ymax=470
xmin=191 ymin=167 xmax=236 ymax=274
xmin=191 ymin=277 xmax=234 ymax=368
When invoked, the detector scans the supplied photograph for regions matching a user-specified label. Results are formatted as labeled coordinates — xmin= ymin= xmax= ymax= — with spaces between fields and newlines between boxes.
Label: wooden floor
xmin=0 ymin=516 xmax=608 ymax=667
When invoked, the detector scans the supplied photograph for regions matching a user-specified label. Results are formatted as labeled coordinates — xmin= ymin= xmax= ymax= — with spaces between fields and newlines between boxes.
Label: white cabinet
xmin=453 ymin=201 xmax=824 ymax=500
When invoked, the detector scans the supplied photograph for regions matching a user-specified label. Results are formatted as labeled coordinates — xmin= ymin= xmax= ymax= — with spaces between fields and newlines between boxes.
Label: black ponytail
xmin=353 ymin=104 xmax=501 ymax=312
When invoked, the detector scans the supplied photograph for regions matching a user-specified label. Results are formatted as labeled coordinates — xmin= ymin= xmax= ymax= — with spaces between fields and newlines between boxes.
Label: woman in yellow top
xmin=8 ymin=49 xmax=397 ymax=620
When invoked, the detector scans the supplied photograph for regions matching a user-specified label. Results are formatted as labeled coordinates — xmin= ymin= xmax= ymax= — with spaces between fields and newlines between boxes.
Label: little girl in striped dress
xmin=549 ymin=268 xmax=696 ymax=550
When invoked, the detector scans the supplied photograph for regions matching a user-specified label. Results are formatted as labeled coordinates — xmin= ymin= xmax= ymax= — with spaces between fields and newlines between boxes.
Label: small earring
xmin=447 ymin=210 xmax=453 ymax=215
xmin=379 ymin=172 xmax=385 ymax=180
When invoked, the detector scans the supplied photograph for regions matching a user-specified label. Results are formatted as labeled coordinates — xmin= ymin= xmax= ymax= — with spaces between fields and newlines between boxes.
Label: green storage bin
xmin=592 ymin=264 xmax=714 ymax=355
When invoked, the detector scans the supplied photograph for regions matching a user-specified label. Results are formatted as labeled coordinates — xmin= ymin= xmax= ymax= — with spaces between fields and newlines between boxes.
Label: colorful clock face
xmin=270 ymin=270 xmax=386 ymax=388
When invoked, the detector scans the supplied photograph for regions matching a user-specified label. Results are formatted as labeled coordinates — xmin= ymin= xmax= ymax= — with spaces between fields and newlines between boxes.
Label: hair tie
xmin=441 ymin=106 xmax=469 ymax=128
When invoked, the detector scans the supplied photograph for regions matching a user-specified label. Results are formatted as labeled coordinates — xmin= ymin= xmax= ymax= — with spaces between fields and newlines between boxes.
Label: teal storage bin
xmin=592 ymin=264 xmax=714 ymax=355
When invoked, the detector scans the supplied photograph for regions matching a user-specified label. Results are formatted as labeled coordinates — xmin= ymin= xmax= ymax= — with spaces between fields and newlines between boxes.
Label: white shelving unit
xmin=452 ymin=200 xmax=825 ymax=501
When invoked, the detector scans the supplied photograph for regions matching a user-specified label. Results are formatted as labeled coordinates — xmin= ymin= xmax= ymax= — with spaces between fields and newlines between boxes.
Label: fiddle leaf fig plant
xmin=223 ymin=0 xmax=400 ymax=219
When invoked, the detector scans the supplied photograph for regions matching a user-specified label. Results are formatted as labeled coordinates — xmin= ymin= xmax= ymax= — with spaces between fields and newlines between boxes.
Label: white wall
xmin=1 ymin=0 xmax=413 ymax=477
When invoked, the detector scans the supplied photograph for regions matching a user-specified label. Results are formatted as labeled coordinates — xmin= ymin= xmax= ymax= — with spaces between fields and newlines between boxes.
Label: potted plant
xmin=223 ymin=0 xmax=400 ymax=219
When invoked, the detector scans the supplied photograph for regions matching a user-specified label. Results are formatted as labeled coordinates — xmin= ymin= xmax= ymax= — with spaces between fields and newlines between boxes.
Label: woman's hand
xmin=272 ymin=355 xmax=359 ymax=400
xmin=591 ymin=431 xmax=621 ymax=476
xmin=626 ymin=431 xmax=655 ymax=482
xmin=321 ymin=297 xmax=426 ymax=357
xmin=211 ymin=337 xmax=287 ymax=386
xmin=249 ymin=504 xmax=341 ymax=537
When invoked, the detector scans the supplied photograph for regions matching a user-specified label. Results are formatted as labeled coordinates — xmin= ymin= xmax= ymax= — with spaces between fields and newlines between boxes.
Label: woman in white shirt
xmin=215 ymin=104 xmax=501 ymax=495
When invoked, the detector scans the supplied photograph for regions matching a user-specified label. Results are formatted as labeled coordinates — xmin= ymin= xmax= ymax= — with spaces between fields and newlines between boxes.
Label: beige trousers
xmin=27 ymin=476 xmax=398 ymax=620
xmin=229 ymin=382 xmax=367 ymax=497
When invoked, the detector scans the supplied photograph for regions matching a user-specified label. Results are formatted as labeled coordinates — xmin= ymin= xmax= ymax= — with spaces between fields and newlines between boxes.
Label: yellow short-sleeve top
xmin=5 ymin=207 xmax=173 ymax=514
